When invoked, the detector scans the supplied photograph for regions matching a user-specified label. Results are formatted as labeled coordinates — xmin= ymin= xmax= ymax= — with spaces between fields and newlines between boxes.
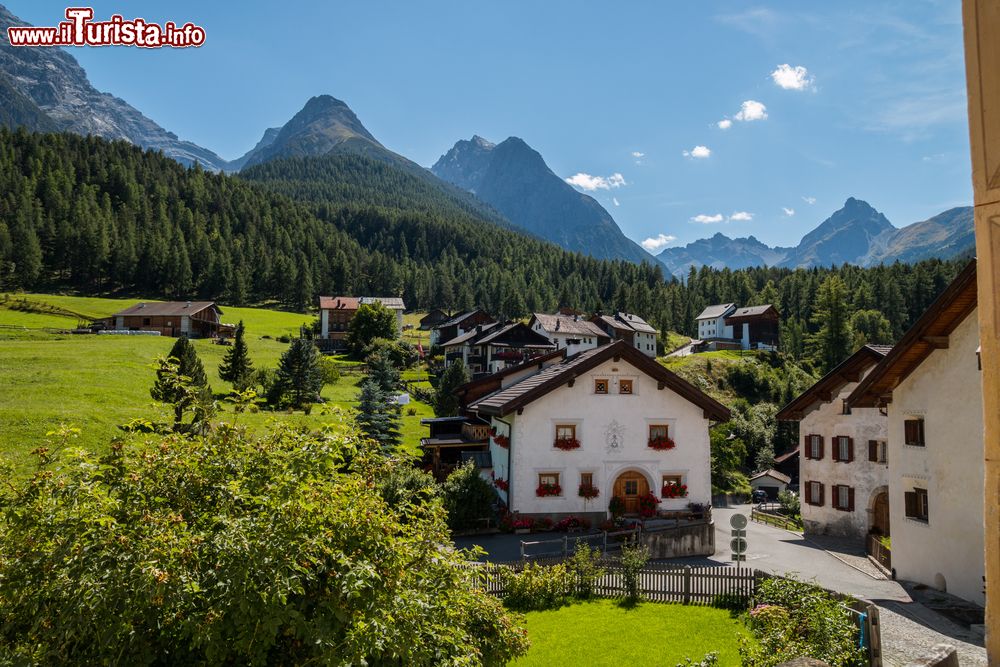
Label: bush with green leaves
xmin=501 ymin=562 xmax=573 ymax=611
xmin=0 ymin=424 xmax=528 ymax=665
xmin=676 ymin=652 xmax=719 ymax=667
xmin=346 ymin=302 xmax=399 ymax=356
xmin=777 ymin=490 xmax=801 ymax=518
xmin=567 ymin=543 xmax=605 ymax=599
xmin=620 ymin=544 xmax=650 ymax=601
xmin=441 ymin=460 xmax=497 ymax=531
xmin=362 ymin=337 xmax=418 ymax=369
xmin=740 ymin=576 xmax=865 ymax=667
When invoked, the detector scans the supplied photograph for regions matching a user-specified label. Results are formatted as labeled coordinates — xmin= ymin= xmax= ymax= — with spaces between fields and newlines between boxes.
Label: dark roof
xmin=477 ymin=321 xmax=556 ymax=347
xmin=617 ymin=312 xmax=657 ymax=334
xmin=438 ymin=309 xmax=491 ymax=329
xmin=468 ymin=340 xmax=731 ymax=420
xmin=531 ymin=313 xmax=608 ymax=338
xmin=750 ymin=469 xmax=791 ymax=484
xmin=776 ymin=344 xmax=892 ymax=420
xmin=696 ymin=303 xmax=736 ymax=320
xmin=849 ymin=260 xmax=978 ymax=408
xmin=725 ymin=304 xmax=779 ymax=325
xmin=440 ymin=322 xmax=501 ymax=347
xmin=112 ymin=301 xmax=220 ymax=318
xmin=457 ymin=348 xmax=567 ymax=392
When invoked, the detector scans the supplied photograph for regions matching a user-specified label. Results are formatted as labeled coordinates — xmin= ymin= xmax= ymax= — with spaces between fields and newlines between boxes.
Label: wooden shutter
xmin=832 ymin=439 xmax=840 ymax=462
xmin=904 ymin=491 xmax=917 ymax=518
xmin=804 ymin=435 xmax=813 ymax=459
xmin=818 ymin=436 xmax=824 ymax=460
xmin=917 ymin=420 xmax=925 ymax=446
xmin=804 ymin=481 xmax=812 ymax=504
xmin=847 ymin=438 xmax=854 ymax=463
xmin=904 ymin=420 xmax=915 ymax=445
xmin=817 ymin=483 xmax=825 ymax=507
xmin=868 ymin=440 xmax=878 ymax=462
xmin=848 ymin=487 xmax=855 ymax=511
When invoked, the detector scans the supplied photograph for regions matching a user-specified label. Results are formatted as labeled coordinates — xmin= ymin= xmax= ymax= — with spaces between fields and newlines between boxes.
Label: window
xmin=619 ymin=379 xmax=633 ymax=394
xmin=805 ymin=481 xmax=824 ymax=506
xmin=868 ymin=440 xmax=887 ymax=464
xmin=832 ymin=436 xmax=853 ymax=463
xmin=832 ymin=485 xmax=854 ymax=511
xmin=904 ymin=418 xmax=925 ymax=447
xmin=594 ymin=379 xmax=608 ymax=394
xmin=805 ymin=434 xmax=824 ymax=460
xmin=142 ymin=317 xmax=151 ymax=326
xmin=580 ymin=472 xmax=593 ymax=488
xmin=538 ymin=472 xmax=560 ymax=487
xmin=624 ymin=479 xmax=638 ymax=495
xmin=649 ymin=424 xmax=669 ymax=440
xmin=842 ymin=400 xmax=852 ymax=415
xmin=555 ymin=424 xmax=576 ymax=441
xmin=905 ymin=487 xmax=929 ymax=521
xmin=662 ymin=474 xmax=683 ymax=488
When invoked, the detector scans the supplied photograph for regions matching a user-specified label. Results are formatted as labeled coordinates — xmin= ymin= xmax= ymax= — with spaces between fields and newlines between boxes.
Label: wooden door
xmin=872 ymin=491 xmax=890 ymax=537
xmin=613 ymin=472 xmax=649 ymax=515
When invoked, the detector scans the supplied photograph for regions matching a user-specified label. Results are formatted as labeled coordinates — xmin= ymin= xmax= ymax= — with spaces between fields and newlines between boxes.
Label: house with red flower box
xmin=464 ymin=340 xmax=730 ymax=523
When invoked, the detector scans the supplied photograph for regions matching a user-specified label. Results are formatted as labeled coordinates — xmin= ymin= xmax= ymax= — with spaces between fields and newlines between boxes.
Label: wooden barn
xmin=101 ymin=301 xmax=229 ymax=337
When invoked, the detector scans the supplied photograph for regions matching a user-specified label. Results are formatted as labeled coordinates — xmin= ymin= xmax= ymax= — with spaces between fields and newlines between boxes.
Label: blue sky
xmin=12 ymin=1 xmax=973 ymax=251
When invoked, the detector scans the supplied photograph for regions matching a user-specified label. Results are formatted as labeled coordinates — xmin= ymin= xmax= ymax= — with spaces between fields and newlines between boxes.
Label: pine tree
xmin=273 ymin=331 xmax=324 ymax=407
xmin=150 ymin=341 xmax=212 ymax=425
xmin=367 ymin=352 xmax=400 ymax=394
xmin=356 ymin=377 xmax=401 ymax=451
xmin=810 ymin=276 xmax=853 ymax=374
xmin=434 ymin=361 xmax=470 ymax=417
xmin=218 ymin=320 xmax=254 ymax=390
xmin=166 ymin=336 xmax=209 ymax=389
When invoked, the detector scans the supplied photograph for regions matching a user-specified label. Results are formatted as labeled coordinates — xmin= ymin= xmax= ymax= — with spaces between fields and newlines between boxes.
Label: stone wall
xmin=642 ymin=521 xmax=715 ymax=559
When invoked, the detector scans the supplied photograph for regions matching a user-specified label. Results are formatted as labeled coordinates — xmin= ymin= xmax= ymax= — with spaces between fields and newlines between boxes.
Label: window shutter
xmin=917 ymin=420 xmax=925 ymax=446
xmin=868 ymin=440 xmax=878 ymax=462
xmin=804 ymin=435 xmax=813 ymax=459
xmin=848 ymin=487 xmax=855 ymax=511
xmin=818 ymin=436 xmax=824 ymax=460
xmin=847 ymin=438 xmax=855 ymax=463
xmin=818 ymin=483 xmax=825 ymax=507
xmin=904 ymin=491 xmax=917 ymax=518
xmin=804 ymin=481 xmax=812 ymax=504
xmin=832 ymin=440 xmax=840 ymax=462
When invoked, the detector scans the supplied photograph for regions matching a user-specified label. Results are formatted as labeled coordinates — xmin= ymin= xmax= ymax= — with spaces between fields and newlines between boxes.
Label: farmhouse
xmin=849 ymin=260 xmax=984 ymax=606
xmin=464 ymin=340 xmax=730 ymax=522
xmin=441 ymin=321 xmax=556 ymax=376
xmin=777 ymin=344 xmax=892 ymax=542
xmin=101 ymin=301 xmax=230 ymax=337
xmin=694 ymin=303 xmax=779 ymax=351
xmin=317 ymin=296 xmax=405 ymax=351
xmin=418 ymin=308 xmax=450 ymax=330
xmin=529 ymin=312 xmax=610 ymax=356
xmin=590 ymin=312 xmax=659 ymax=358
xmin=431 ymin=309 xmax=496 ymax=346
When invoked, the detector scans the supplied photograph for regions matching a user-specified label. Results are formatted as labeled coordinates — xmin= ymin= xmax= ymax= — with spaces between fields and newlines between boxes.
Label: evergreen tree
xmin=273 ymin=331 xmax=324 ymax=407
xmin=367 ymin=352 xmax=400 ymax=394
xmin=166 ymin=336 xmax=209 ymax=389
xmin=356 ymin=377 xmax=401 ymax=450
xmin=850 ymin=309 xmax=894 ymax=348
xmin=434 ymin=361 xmax=470 ymax=417
xmin=218 ymin=321 xmax=254 ymax=390
xmin=150 ymin=349 xmax=212 ymax=427
xmin=810 ymin=276 xmax=853 ymax=373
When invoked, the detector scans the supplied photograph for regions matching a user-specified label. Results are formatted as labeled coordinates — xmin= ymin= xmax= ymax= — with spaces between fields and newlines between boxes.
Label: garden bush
xmin=567 ymin=543 xmax=605 ymax=599
xmin=441 ymin=460 xmax=497 ymax=531
xmin=740 ymin=576 xmax=865 ymax=667
xmin=501 ymin=562 xmax=573 ymax=611
xmin=620 ymin=544 xmax=650 ymax=601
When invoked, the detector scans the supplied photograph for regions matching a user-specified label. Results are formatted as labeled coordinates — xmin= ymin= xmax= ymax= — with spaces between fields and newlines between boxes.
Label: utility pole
xmin=961 ymin=2 xmax=1000 ymax=660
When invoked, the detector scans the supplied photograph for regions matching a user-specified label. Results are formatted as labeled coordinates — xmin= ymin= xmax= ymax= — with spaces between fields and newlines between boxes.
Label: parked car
xmin=751 ymin=489 xmax=768 ymax=505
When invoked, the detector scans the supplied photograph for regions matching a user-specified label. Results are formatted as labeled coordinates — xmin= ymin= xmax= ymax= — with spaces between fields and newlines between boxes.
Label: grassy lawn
xmin=511 ymin=600 xmax=747 ymax=666
xmin=0 ymin=295 xmax=431 ymax=474
xmin=662 ymin=330 xmax=692 ymax=353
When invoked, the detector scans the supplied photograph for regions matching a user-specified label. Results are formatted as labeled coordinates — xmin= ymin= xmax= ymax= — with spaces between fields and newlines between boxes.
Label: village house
xmin=100 ymin=301 xmax=231 ymax=338
xmin=463 ymin=340 xmax=730 ymax=522
xmin=590 ymin=312 xmax=659 ymax=357
xmin=848 ymin=260 xmax=984 ymax=606
xmin=529 ymin=312 xmax=610 ymax=356
xmin=418 ymin=308 xmax=450 ymax=330
xmin=777 ymin=344 xmax=892 ymax=542
xmin=749 ymin=469 xmax=791 ymax=500
xmin=694 ymin=303 xmax=779 ymax=351
xmin=430 ymin=309 xmax=496 ymax=346
xmin=317 ymin=296 xmax=405 ymax=351
xmin=440 ymin=321 xmax=556 ymax=376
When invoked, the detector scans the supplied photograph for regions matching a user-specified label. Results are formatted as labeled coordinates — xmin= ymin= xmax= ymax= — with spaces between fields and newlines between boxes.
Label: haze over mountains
xmin=0 ymin=3 xmax=975 ymax=274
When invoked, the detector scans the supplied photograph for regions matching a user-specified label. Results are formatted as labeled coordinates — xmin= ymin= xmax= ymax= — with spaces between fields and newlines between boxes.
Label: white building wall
xmin=320 ymin=309 xmax=329 ymax=338
xmin=501 ymin=357 xmax=712 ymax=517
xmin=697 ymin=316 xmax=733 ymax=341
xmin=634 ymin=331 xmax=657 ymax=357
xmin=887 ymin=311 xmax=984 ymax=605
xmin=532 ymin=322 xmax=601 ymax=356
xmin=799 ymin=372 xmax=889 ymax=540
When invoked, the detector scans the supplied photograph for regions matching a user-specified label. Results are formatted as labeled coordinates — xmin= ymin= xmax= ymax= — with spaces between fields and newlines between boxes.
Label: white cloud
xmin=631 ymin=151 xmax=645 ymax=158
xmin=770 ymin=64 xmax=814 ymax=91
xmin=564 ymin=172 xmax=627 ymax=191
xmin=802 ymin=196 xmax=816 ymax=205
xmin=783 ymin=207 xmax=796 ymax=216
xmin=717 ymin=119 xmax=732 ymax=130
xmin=683 ymin=145 xmax=711 ymax=159
xmin=729 ymin=211 xmax=753 ymax=222
xmin=691 ymin=213 xmax=725 ymax=224
xmin=640 ymin=233 xmax=677 ymax=252
xmin=734 ymin=100 xmax=768 ymax=122
xmin=612 ymin=197 xmax=621 ymax=207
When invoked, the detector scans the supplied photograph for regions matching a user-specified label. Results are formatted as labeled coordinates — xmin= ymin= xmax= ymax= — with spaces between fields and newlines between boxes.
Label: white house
xmin=695 ymin=303 xmax=736 ymax=342
xmin=591 ymin=312 xmax=659 ymax=357
xmin=466 ymin=340 xmax=731 ymax=521
xmin=749 ymin=469 xmax=791 ymax=500
xmin=777 ymin=344 xmax=892 ymax=542
xmin=440 ymin=322 xmax=556 ymax=376
xmin=849 ymin=260 xmax=984 ymax=606
xmin=529 ymin=313 xmax=610 ymax=356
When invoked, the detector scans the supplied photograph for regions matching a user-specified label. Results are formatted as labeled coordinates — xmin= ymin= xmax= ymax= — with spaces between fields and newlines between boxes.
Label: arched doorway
xmin=871 ymin=490 xmax=890 ymax=537
xmin=612 ymin=471 xmax=650 ymax=515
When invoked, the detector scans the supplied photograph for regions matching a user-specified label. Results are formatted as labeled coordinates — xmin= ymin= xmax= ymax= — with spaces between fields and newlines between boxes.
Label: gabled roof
xmin=617 ymin=312 xmax=657 ymax=334
xmin=468 ymin=340 xmax=731 ymax=421
xmin=531 ymin=313 xmax=607 ymax=338
xmin=773 ymin=447 xmax=799 ymax=465
xmin=359 ymin=296 xmax=405 ymax=310
xmin=477 ymin=321 xmax=556 ymax=347
xmin=849 ymin=260 xmax=978 ymax=409
xmin=438 ymin=309 xmax=492 ymax=329
xmin=725 ymin=304 xmax=779 ymax=324
xmin=696 ymin=303 xmax=736 ymax=320
xmin=318 ymin=296 xmax=359 ymax=310
xmin=440 ymin=322 xmax=501 ymax=348
xmin=750 ymin=469 xmax=791 ymax=484
xmin=112 ymin=301 xmax=220 ymax=318
xmin=593 ymin=314 xmax=632 ymax=333
xmin=776 ymin=344 xmax=892 ymax=420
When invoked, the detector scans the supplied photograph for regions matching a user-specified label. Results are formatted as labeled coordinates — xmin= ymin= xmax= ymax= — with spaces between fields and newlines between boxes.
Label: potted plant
xmin=512 ymin=517 xmax=534 ymax=534
xmin=609 ymin=495 xmax=626 ymax=520
xmin=661 ymin=482 xmax=688 ymax=499
xmin=578 ymin=483 xmax=600 ymax=499
xmin=493 ymin=477 xmax=509 ymax=492
xmin=553 ymin=436 xmax=581 ymax=450
xmin=647 ymin=434 xmax=676 ymax=450
xmin=535 ymin=482 xmax=561 ymax=497
xmin=638 ymin=492 xmax=661 ymax=518
xmin=493 ymin=433 xmax=510 ymax=449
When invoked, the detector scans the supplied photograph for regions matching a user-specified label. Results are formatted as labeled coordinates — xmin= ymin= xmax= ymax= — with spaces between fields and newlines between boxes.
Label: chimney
xmin=185 ymin=301 xmax=191 ymax=308
xmin=555 ymin=320 xmax=561 ymax=331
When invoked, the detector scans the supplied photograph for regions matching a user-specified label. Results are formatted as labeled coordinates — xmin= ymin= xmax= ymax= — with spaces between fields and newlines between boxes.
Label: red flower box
xmin=493 ymin=433 xmax=510 ymax=449
xmin=648 ymin=435 xmax=676 ymax=450
xmin=661 ymin=483 xmax=688 ymax=499
xmin=536 ymin=483 xmax=562 ymax=497
xmin=494 ymin=477 xmax=509 ymax=491
xmin=638 ymin=492 xmax=661 ymax=518
xmin=578 ymin=484 xmax=600 ymax=499
xmin=553 ymin=437 xmax=581 ymax=450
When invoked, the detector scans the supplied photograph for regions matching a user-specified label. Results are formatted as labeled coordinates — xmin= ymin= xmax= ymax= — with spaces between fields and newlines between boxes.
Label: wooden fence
xmin=751 ymin=505 xmax=803 ymax=531
xmin=866 ymin=534 xmax=892 ymax=572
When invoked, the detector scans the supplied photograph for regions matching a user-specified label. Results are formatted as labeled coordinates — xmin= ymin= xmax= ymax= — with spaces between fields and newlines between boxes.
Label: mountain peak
xmin=471 ymin=135 xmax=495 ymax=149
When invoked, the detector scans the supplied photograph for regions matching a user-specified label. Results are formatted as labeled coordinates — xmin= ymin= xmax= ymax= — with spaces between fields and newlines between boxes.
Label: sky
xmin=10 ymin=1 xmax=974 ymax=252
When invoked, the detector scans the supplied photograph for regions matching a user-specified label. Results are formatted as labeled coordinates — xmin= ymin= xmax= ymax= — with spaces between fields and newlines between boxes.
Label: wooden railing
xmin=751 ymin=505 xmax=803 ymax=531
xmin=867 ymin=534 xmax=891 ymax=571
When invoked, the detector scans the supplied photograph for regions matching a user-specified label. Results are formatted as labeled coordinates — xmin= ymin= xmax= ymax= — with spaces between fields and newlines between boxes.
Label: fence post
xmin=520 ymin=540 xmax=525 ymax=561
xmin=563 ymin=536 xmax=569 ymax=558
xmin=683 ymin=565 xmax=692 ymax=604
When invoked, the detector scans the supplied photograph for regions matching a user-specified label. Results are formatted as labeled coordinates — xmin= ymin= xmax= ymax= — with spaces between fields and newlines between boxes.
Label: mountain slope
xmin=432 ymin=136 xmax=654 ymax=265
xmin=228 ymin=127 xmax=281 ymax=172
xmin=861 ymin=206 xmax=975 ymax=266
xmin=777 ymin=197 xmax=895 ymax=268
xmin=657 ymin=233 xmax=789 ymax=276
xmin=0 ymin=3 xmax=228 ymax=170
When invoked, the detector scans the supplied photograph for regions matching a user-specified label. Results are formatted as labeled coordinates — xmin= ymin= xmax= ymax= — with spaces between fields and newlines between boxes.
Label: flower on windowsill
xmin=661 ymin=483 xmax=688 ymax=499
xmin=638 ymin=492 xmax=660 ymax=518
xmin=535 ymin=483 xmax=561 ymax=497
xmin=553 ymin=437 xmax=580 ymax=450
xmin=493 ymin=477 xmax=509 ymax=492
xmin=578 ymin=484 xmax=600 ymax=499
xmin=648 ymin=435 xmax=676 ymax=451
xmin=493 ymin=434 xmax=510 ymax=448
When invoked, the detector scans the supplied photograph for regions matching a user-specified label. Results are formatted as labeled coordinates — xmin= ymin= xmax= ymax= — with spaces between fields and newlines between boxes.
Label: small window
xmin=538 ymin=472 xmax=560 ymax=487
xmin=662 ymin=474 xmax=683 ymax=488
xmin=624 ymin=479 xmax=638 ymax=495
xmin=619 ymin=379 xmax=633 ymax=394
xmin=142 ymin=317 xmax=151 ymax=326
xmin=806 ymin=434 xmax=823 ymax=460
xmin=805 ymin=481 xmax=824 ymax=506
xmin=833 ymin=436 xmax=852 ymax=463
xmin=833 ymin=485 xmax=854 ymax=511
xmin=649 ymin=424 xmax=669 ymax=440
xmin=580 ymin=472 xmax=593 ymax=488
xmin=594 ymin=379 xmax=608 ymax=394
xmin=905 ymin=487 xmax=929 ymax=521
xmin=868 ymin=440 xmax=888 ymax=464
xmin=904 ymin=418 xmax=925 ymax=447
xmin=842 ymin=400 xmax=852 ymax=415
xmin=555 ymin=424 xmax=576 ymax=441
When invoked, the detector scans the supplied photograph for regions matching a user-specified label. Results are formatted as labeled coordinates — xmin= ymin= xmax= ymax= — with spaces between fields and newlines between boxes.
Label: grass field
xmin=0 ymin=294 xmax=433 ymax=474
xmin=510 ymin=600 xmax=747 ymax=666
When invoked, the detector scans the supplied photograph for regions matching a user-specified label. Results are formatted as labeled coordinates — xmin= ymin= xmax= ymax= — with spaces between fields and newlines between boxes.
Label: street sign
xmin=731 ymin=554 xmax=746 ymax=562
xmin=730 ymin=537 xmax=748 ymax=554
xmin=730 ymin=513 xmax=748 ymax=530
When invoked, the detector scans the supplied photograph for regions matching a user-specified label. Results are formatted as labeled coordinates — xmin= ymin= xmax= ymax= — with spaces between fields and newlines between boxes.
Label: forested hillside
xmin=0 ymin=129 xmax=965 ymax=366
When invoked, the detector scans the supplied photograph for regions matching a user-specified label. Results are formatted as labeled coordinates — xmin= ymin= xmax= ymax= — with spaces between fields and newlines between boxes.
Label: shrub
xmin=501 ymin=562 xmax=573 ymax=611
xmin=441 ymin=460 xmax=496 ymax=531
xmin=637 ymin=492 xmax=660 ymax=517
xmin=363 ymin=337 xmax=418 ymax=369
xmin=620 ymin=544 xmax=650 ymax=601
xmin=777 ymin=490 xmax=801 ymax=518
xmin=318 ymin=356 xmax=341 ymax=386
xmin=676 ymin=653 xmax=719 ymax=667
xmin=567 ymin=543 xmax=604 ymax=599
xmin=740 ymin=576 xmax=865 ymax=667
xmin=553 ymin=516 xmax=589 ymax=532
xmin=609 ymin=495 xmax=626 ymax=518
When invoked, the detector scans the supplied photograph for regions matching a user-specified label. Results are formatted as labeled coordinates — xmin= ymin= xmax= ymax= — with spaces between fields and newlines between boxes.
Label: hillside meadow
xmin=0 ymin=294 xmax=433 ymax=474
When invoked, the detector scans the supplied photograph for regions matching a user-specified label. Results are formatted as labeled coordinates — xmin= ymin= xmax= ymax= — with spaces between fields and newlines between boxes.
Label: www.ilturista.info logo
xmin=7 ymin=7 xmax=205 ymax=48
